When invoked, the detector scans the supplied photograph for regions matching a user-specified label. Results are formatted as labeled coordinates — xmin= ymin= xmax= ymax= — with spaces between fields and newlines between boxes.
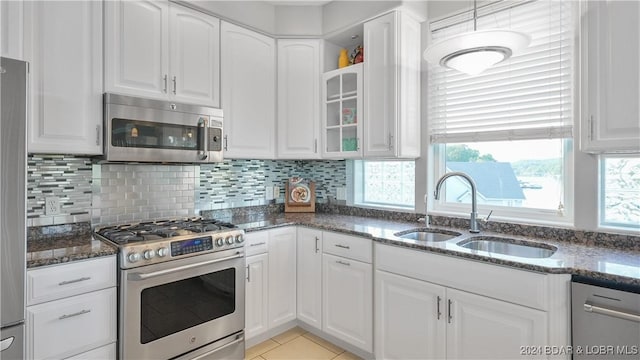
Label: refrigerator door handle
xmin=0 ymin=336 xmax=14 ymax=352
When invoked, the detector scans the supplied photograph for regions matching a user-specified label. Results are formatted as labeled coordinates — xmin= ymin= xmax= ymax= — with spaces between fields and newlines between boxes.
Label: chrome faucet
xmin=433 ymin=172 xmax=480 ymax=233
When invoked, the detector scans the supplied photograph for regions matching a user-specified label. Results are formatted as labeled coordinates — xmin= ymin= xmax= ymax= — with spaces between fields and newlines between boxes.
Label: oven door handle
xmin=188 ymin=335 xmax=244 ymax=360
xmin=128 ymin=252 xmax=244 ymax=281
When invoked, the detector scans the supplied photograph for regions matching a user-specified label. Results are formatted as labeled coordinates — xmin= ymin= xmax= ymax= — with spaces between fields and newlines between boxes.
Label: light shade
xmin=424 ymin=29 xmax=530 ymax=76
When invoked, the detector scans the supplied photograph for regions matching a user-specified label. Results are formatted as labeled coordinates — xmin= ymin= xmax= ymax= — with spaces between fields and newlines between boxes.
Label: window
xmin=600 ymin=156 xmax=640 ymax=230
xmin=352 ymin=160 xmax=415 ymax=209
xmin=428 ymin=1 xmax=575 ymax=223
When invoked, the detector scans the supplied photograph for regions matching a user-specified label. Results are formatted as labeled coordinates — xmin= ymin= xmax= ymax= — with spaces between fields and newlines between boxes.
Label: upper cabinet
xmin=104 ymin=1 xmax=220 ymax=107
xmin=321 ymin=64 xmax=364 ymax=158
xmin=581 ymin=1 xmax=640 ymax=153
xmin=363 ymin=11 xmax=421 ymax=158
xmin=221 ymin=21 xmax=276 ymax=159
xmin=24 ymin=1 xmax=103 ymax=155
xmin=277 ymin=39 xmax=322 ymax=159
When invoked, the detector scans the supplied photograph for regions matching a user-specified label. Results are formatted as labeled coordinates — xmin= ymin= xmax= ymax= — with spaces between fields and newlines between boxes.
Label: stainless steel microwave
xmin=103 ymin=93 xmax=223 ymax=163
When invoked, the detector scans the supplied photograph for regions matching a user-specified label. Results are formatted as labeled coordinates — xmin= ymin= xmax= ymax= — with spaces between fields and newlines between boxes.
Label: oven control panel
xmin=171 ymin=236 xmax=214 ymax=256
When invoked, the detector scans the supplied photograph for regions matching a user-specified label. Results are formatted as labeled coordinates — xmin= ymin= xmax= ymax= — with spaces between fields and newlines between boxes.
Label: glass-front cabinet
xmin=322 ymin=63 xmax=363 ymax=158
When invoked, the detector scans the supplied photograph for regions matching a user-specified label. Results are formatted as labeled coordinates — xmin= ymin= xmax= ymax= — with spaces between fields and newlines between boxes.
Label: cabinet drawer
xmin=375 ymin=244 xmax=550 ymax=310
xmin=27 ymin=256 xmax=116 ymax=306
xmin=65 ymin=343 xmax=116 ymax=360
xmin=323 ymin=232 xmax=372 ymax=263
xmin=26 ymin=287 xmax=117 ymax=360
xmin=245 ymin=231 xmax=269 ymax=256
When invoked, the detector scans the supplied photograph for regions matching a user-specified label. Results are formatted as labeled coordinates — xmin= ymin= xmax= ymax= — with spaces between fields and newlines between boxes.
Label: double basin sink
xmin=394 ymin=228 xmax=557 ymax=259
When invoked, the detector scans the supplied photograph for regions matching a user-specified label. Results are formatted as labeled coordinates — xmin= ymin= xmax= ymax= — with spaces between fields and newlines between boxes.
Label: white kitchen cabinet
xmin=363 ymin=11 xmax=421 ymax=158
xmin=322 ymin=253 xmax=372 ymax=353
xmin=446 ymin=288 xmax=547 ymax=359
xmin=267 ymin=227 xmax=297 ymax=328
xmin=375 ymin=244 xmax=570 ymax=360
xmin=221 ymin=21 xmax=276 ymax=159
xmin=277 ymin=39 xmax=322 ymax=159
xmin=104 ymin=1 xmax=220 ymax=107
xmin=296 ymin=227 xmax=322 ymax=329
xmin=1 ymin=0 xmax=23 ymax=60
xmin=580 ymin=1 xmax=640 ymax=153
xmin=25 ymin=257 xmax=117 ymax=360
xmin=321 ymin=63 xmax=364 ymax=158
xmin=375 ymin=270 xmax=445 ymax=360
xmin=245 ymin=253 xmax=269 ymax=340
xmin=23 ymin=0 xmax=103 ymax=155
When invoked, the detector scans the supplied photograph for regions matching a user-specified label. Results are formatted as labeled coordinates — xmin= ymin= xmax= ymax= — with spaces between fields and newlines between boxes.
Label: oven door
xmin=121 ymin=248 xmax=245 ymax=360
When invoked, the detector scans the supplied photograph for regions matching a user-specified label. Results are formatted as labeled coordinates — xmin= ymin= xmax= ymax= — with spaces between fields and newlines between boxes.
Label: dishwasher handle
xmin=584 ymin=302 xmax=640 ymax=323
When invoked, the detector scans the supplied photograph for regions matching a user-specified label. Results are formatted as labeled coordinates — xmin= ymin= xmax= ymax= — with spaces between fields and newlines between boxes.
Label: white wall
xmin=275 ymin=5 xmax=323 ymax=36
xmin=184 ymin=1 xmax=277 ymax=34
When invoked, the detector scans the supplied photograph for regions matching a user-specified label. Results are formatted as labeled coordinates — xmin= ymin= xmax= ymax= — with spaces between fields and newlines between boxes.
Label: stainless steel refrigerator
xmin=0 ymin=57 xmax=27 ymax=359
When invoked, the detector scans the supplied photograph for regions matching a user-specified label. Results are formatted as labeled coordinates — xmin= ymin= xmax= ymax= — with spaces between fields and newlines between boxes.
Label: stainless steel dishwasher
xmin=572 ymin=276 xmax=640 ymax=360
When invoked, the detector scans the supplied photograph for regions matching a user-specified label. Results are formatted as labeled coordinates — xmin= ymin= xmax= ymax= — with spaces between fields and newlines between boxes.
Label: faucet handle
xmin=478 ymin=210 xmax=493 ymax=224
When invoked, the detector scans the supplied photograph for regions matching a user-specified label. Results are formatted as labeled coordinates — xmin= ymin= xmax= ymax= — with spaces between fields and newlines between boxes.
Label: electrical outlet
xmin=337 ymin=187 xmax=346 ymax=201
xmin=265 ymin=186 xmax=274 ymax=200
xmin=45 ymin=197 xmax=61 ymax=215
xmin=273 ymin=186 xmax=280 ymax=198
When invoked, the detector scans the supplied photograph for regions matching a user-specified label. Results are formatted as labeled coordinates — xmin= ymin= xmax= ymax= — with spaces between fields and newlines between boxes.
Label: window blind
xmin=428 ymin=0 xmax=575 ymax=144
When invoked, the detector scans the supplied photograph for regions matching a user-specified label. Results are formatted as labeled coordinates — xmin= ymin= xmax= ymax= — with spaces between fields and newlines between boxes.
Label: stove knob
xmin=215 ymin=237 xmax=225 ymax=247
xmin=235 ymin=234 xmax=244 ymax=243
xmin=143 ymin=249 xmax=155 ymax=260
xmin=157 ymin=247 xmax=169 ymax=257
xmin=127 ymin=252 xmax=140 ymax=263
xmin=225 ymin=236 xmax=234 ymax=245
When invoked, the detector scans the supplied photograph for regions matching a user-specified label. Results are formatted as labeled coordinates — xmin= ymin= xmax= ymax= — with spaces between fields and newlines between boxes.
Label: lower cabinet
xmin=323 ymin=253 xmax=373 ymax=353
xmin=245 ymin=253 xmax=269 ymax=339
xmin=375 ymin=244 xmax=570 ymax=360
xmin=296 ymin=227 xmax=323 ymax=329
xmin=25 ymin=257 xmax=117 ymax=360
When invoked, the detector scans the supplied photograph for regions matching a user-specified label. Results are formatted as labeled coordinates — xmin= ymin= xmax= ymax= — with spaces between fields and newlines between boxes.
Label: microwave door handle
xmin=197 ymin=118 xmax=208 ymax=160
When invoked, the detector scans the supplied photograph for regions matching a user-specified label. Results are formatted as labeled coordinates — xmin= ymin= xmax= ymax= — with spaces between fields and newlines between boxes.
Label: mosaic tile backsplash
xmin=196 ymin=159 xmax=346 ymax=211
xmin=26 ymin=156 xmax=347 ymax=226
xmin=27 ymin=155 xmax=93 ymax=227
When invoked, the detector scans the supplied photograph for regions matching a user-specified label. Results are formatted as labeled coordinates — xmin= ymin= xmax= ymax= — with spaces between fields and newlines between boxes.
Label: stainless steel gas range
xmin=95 ymin=218 xmax=246 ymax=360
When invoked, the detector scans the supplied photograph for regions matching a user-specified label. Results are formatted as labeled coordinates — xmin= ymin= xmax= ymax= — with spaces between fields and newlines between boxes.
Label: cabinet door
xmin=26 ymin=287 xmax=116 ymax=360
xmin=267 ymin=227 xmax=297 ymax=328
xmin=245 ymin=253 xmax=268 ymax=340
xmin=1 ymin=0 xmax=23 ymax=60
xmin=221 ymin=21 xmax=276 ymax=159
xmin=363 ymin=12 xmax=420 ymax=158
xmin=104 ymin=0 xmax=169 ymax=98
xmin=24 ymin=0 xmax=103 ymax=155
xmin=322 ymin=253 xmax=372 ymax=352
xmin=446 ymin=288 xmax=547 ymax=359
xmin=277 ymin=40 xmax=321 ymax=159
xmin=169 ymin=4 xmax=220 ymax=107
xmin=296 ymin=227 xmax=322 ymax=329
xmin=581 ymin=1 xmax=640 ymax=153
xmin=375 ymin=270 xmax=446 ymax=360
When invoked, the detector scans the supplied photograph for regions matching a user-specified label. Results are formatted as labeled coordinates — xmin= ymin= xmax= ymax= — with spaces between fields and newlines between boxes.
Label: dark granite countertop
xmin=230 ymin=212 xmax=640 ymax=286
xmin=27 ymin=234 xmax=118 ymax=268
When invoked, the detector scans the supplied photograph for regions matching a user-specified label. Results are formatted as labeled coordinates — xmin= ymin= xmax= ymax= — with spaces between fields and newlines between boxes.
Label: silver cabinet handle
xmin=584 ymin=302 xmax=640 ymax=323
xmin=315 ymin=237 xmax=319 ymax=253
xmin=58 ymin=309 xmax=91 ymax=320
xmin=314 ymin=139 xmax=318 ymax=153
xmin=129 ymin=252 xmax=243 ymax=280
xmin=589 ymin=115 xmax=595 ymax=140
xmin=336 ymin=260 xmax=350 ymax=266
xmin=447 ymin=299 xmax=453 ymax=323
xmin=1 ymin=337 xmax=15 ymax=352
xmin=95 ymin=125 xmax=101 ymax=146
xmin=249 ymin=242 xmax=266 ymax=247
xmin=58 ymin=277 xmax=91 ymax=286
xmin=163 ymin=74 xmax=168 ymax=93
xmin=223 ymin=135 xmax=228 ymax=151
xmin=172 ymin=76 xmax=177 ymax=94
xmin=437 ymin=296 xmax=442 ymax=320
xmin=388 ymin=133 xmax=393 ymax=149
xmin=356 ymin=137 xmax=360 ymax=151
xmin=246 ymin=265 xmax=251 ymax=282
xmin=335 ymin=244 xmax=350 ymax=249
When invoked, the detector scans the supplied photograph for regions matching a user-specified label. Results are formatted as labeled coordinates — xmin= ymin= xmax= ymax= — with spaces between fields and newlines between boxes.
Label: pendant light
xmin=423 ymin=0 xmax=530 ymax=76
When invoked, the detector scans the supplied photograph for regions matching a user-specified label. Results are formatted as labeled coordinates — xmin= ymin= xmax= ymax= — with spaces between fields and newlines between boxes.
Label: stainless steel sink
xmin=395 ymin=228 xmax=462 ymax=242
xmin=456 ymin=236 xmax=557 ymax=258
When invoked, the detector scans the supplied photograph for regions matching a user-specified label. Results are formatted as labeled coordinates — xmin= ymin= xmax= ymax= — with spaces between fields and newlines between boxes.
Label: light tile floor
xmin=246 ymin=327 xmax=363 ymax=360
